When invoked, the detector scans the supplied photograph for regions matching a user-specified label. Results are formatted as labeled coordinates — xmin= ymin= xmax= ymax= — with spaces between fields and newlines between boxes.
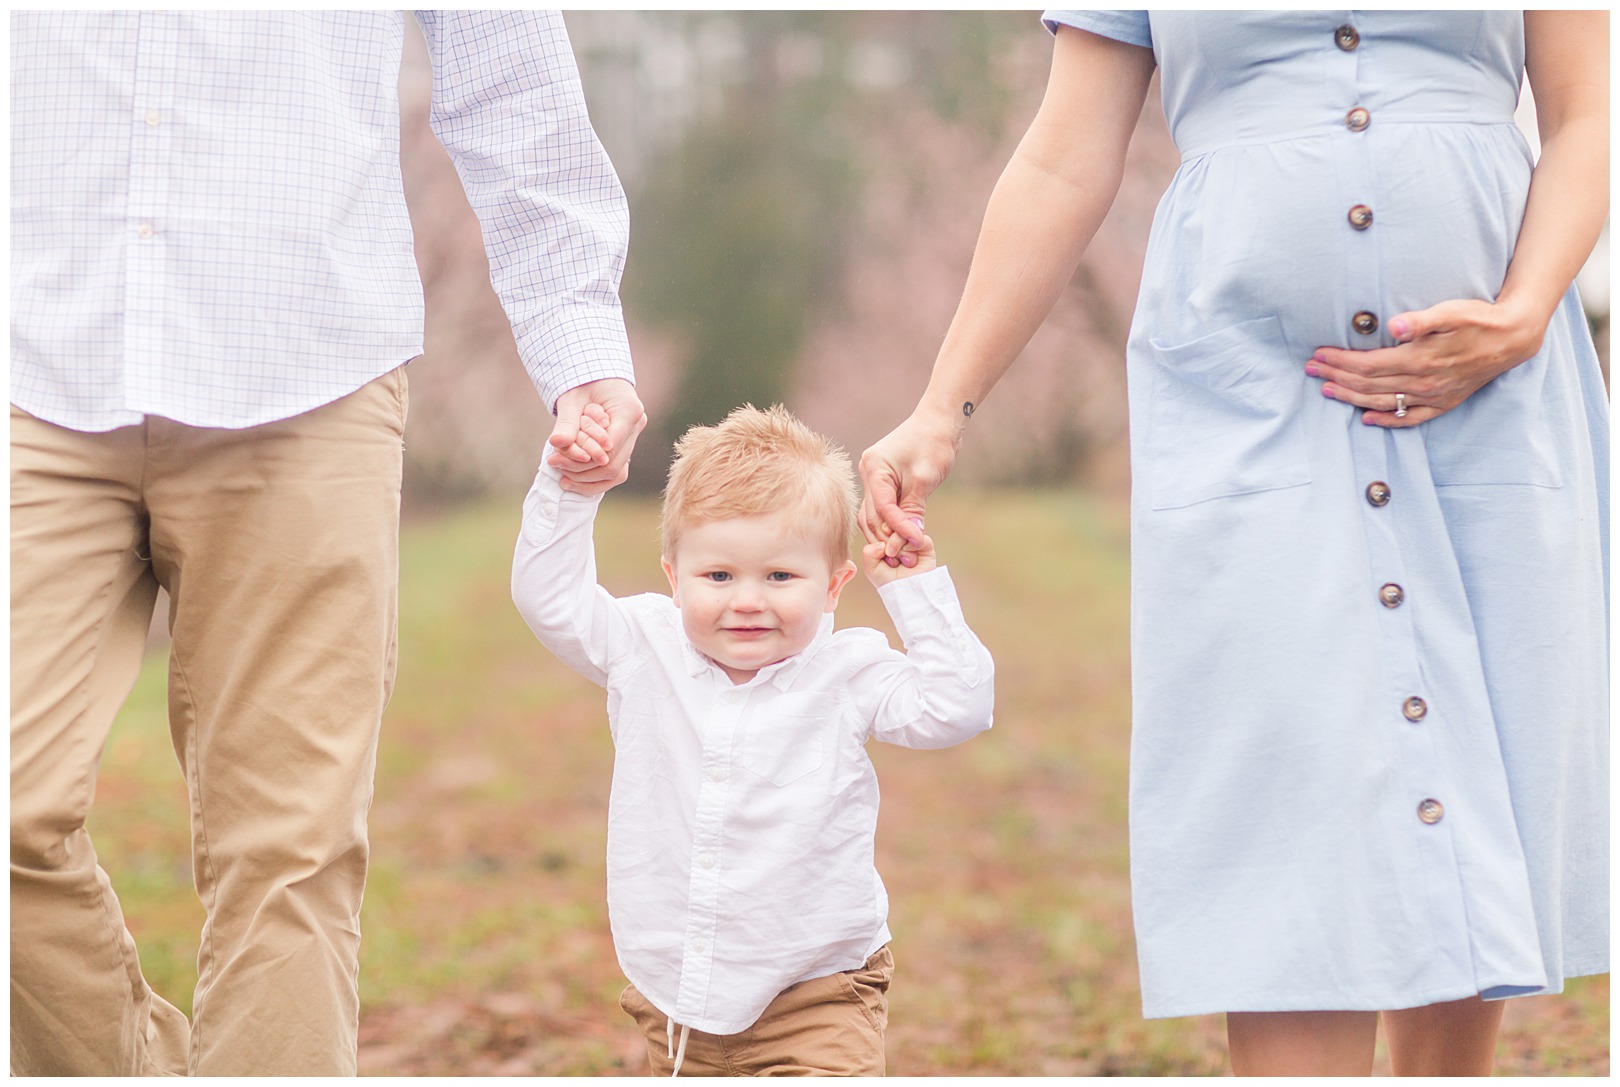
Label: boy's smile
xmin=662 ymin=511 xmax=856 ymax=685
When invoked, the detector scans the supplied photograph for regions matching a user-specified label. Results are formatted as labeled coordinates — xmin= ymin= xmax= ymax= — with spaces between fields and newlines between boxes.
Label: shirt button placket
xmin=675 ymin=686 xmax=742 ymax=1022
xmin=125 ymin=11 xmax=178 ymax=410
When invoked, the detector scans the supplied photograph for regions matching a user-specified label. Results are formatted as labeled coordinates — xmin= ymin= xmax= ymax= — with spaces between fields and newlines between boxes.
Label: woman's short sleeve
xmin=1041 ymin=9 xmax=1152 ymax=50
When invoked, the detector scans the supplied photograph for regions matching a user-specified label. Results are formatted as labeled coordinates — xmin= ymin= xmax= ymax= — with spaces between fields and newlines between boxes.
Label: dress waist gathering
xmin=1174 ymin=116 xmax=1523 ymax=162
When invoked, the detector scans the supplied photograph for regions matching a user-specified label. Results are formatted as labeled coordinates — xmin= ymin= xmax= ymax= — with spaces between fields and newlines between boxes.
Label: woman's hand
xmin=858 ymin=409 xmax=965 ymax=567
xmin=1305 ymin=295 xmax=1550 ymax=427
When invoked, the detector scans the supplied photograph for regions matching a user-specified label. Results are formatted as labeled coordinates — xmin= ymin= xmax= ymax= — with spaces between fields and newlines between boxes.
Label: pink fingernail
xmin=1322 ymin=386 xmax=1337 ymax=399
xmin=1390 ymin=318 xmax=1409 ymax=338
xmin=1305 ymin=362 xmax=1320 ymax=377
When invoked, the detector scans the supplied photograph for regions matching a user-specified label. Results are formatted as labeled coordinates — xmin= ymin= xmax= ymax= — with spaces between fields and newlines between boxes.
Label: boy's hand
xmin=548 ymin=379 xmax=646 ymax=494
xmin=863 ymin=526 xmax=937 ymax=587
xmin=557 ymin=401 xmax=625 ymax=492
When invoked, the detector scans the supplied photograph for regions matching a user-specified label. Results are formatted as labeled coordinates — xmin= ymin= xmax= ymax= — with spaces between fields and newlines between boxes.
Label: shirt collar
xmin=682 ymin=612 xmax=836 ymax=690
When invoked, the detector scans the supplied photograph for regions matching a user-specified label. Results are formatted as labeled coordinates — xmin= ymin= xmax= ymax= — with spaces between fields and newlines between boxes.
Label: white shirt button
xmin=136 ymin=223 xmax=154 ymax=238
xmin=538 ymin=499 xmax=557 ymax=519
xmin=706 ymin=767 xmax=726 ymax=783
xmin=697 ymin=853 xmax=716 ymax=869
xmin=690 ymin=937 xmax=707 ymax=954
xmin=145 ymin=109 xmax=161 ymax=126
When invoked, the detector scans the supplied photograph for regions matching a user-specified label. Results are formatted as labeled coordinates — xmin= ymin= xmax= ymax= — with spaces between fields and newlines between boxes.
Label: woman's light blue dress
xmin=1043 ymin=10 xmax=1608 ymax=1019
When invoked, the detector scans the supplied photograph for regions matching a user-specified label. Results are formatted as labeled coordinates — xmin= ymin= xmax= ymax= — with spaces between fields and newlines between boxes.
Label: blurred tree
xmin=625 ymin=15 xmax=857 ymax=460
xmin=575 ymin=11 xmax=1031 ymax=489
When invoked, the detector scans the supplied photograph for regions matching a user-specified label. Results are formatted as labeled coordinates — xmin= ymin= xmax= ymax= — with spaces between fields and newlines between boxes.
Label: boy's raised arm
xmin=861 ymin=565 xmax=995 ymax=750
xmin=511 ymin=459 xmax=635 ymax=688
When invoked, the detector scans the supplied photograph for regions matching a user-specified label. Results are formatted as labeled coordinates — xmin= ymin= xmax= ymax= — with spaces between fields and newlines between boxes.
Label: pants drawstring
xmin=665 ymin=1017 xmax=690 ymax=1077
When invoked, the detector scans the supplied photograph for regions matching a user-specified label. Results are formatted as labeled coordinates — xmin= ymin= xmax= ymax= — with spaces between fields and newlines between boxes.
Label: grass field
xmin=88 ymin=487 xmax=1608 ymax=1075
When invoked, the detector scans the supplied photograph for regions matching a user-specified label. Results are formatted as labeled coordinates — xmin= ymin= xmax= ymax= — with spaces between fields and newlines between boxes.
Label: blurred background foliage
xmin=399 ymin=10 xmax=1166 ymax=504
xmin=399 ymin=10 xmax=1607 ymax=509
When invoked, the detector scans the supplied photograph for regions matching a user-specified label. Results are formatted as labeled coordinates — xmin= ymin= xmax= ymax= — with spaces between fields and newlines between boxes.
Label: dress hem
xmin=1140 ymin=973 xmax=1561 ymax=1020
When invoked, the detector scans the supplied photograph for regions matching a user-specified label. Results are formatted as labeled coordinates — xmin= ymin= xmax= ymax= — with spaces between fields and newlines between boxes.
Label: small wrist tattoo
xmin=962 ymin=401 xmax=975 ymax=418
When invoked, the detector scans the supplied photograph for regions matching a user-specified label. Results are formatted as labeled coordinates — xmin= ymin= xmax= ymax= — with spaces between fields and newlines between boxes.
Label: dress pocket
xmin=1421 ymin=348 xmax=1563 ymax=488
xmin=1143 ymin=315 xmax=1311 ymax=510
xmin=738 ymin=693 xmax=833 ymax=788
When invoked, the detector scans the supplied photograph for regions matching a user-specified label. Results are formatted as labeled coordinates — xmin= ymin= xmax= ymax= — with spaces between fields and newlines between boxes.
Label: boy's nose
xmin=730 ymin=587 xmax=766 ymax=612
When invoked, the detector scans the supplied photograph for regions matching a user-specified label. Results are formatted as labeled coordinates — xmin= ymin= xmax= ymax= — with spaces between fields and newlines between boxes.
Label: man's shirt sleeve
xmin=416 ymin=10 xmax=635 ymax=412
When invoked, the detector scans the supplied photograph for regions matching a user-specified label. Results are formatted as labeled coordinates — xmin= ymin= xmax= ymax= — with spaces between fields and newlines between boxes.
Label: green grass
xmin=86 ymin=487 xmax=1608 ymax=1074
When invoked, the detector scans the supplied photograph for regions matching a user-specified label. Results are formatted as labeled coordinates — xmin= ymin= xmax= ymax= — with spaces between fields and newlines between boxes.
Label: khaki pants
xmin=9 ymin=371 xmax=407 ymax=1075
xmin=620 ymin=946 xmax=893 ymax=1077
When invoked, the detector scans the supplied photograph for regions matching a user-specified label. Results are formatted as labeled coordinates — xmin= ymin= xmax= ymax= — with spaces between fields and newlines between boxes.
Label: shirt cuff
xmin=518 ymin=307 xmax=637 ymax=414
xmin=521 ymin=460 xmax=604 ymax=549
xmin=875 ymin=565 xmax=969 ymax=638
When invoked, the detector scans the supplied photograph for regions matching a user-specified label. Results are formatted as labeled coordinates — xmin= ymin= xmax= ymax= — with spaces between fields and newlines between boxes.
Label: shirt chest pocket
xmin=737 ymin=694 xmax=836 ymax=788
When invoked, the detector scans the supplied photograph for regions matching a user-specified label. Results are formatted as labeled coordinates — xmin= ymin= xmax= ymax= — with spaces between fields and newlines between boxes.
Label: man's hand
xmin=547 ymin=378 xmax=647 ymax=494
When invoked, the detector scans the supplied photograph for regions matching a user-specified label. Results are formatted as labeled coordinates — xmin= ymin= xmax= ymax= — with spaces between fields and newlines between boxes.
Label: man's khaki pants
xmin=9 ymin=371 xmax=407 ymax=1075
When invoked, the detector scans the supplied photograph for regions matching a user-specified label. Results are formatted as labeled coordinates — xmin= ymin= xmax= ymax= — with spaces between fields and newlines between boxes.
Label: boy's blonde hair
xmin=661 ymin=404 xmax=857 ymax=568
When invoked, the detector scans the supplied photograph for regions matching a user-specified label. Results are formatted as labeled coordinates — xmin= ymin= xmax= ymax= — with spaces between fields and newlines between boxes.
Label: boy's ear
xmin=824 ymin=559 xmax=858 ymax=612
xmin=660 ymin=556 xmax=680 ymax=604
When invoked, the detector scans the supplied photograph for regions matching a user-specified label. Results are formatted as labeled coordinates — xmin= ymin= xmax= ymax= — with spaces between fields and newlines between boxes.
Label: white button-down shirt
xmin=11 ymin=11 xmax=633 ymax=432
xmin=512 ymin=466 xmax=995 ymax=1034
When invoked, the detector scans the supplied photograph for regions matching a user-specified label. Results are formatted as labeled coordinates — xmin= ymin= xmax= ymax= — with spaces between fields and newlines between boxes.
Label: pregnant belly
xmin=1139 ymin=123 xmax=1533 ymax=356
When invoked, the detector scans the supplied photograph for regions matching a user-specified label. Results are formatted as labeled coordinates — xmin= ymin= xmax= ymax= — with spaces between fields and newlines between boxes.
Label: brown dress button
xmin=1379 ymin=583 xmax=1405 ymax=608
xmin=1417 ymin=798 xmax=1444 ymax=825
xmin=1348 ymin=204 xmax=1374 ymax=230
xmin=1352 ymin=310 xmax=1379 ymax=335
xmin=1365 ymin=481 xmax=1391 ymax=507
xmin=1345 ymin=107 xmax=1371 ymax=132
xmin=1335 ymin=25 xmax=1361 ymax=51
xmin=1403 ymin=696 xmax=1428 ymax=721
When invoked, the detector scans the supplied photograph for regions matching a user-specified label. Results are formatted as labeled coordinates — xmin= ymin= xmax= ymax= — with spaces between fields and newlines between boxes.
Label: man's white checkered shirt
xmin=11 ymin=10 xmax=634 ymax=432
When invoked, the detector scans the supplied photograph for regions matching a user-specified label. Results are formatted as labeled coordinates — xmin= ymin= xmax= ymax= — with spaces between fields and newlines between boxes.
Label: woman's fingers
xmin=1308 ymin=344 xmax=1449 ymax=402
xmin=1387 ymin=298 xmax=1475 ymax=343
xmin=1307 ymin=344 xmax=1444 ymax=427
xmin=1318 ymin=384 xmax=1432 ymax=427
xmin=857 ymin=451 xmax=927 ymax=554
xmin=1360 ymin=404 xmax=1444 ymax=428
xmin=1309 ymin=343 xmax=1409 ymax=380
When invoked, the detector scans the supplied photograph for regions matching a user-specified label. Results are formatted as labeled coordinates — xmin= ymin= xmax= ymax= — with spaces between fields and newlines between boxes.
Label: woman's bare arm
xmin=859 ymin=26 xmax=1156 ymax=554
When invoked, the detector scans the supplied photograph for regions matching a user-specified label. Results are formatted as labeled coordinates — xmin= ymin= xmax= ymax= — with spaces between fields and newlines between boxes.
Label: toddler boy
xmin=512 ymin=404 xmax=994 ymax=1076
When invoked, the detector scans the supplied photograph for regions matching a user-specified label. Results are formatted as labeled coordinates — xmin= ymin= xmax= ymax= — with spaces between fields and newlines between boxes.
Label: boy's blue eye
xmin=704 ymin=571 xmax=731 ymax=582
xmin=767 ymin=571 xmax=795 ymax=582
